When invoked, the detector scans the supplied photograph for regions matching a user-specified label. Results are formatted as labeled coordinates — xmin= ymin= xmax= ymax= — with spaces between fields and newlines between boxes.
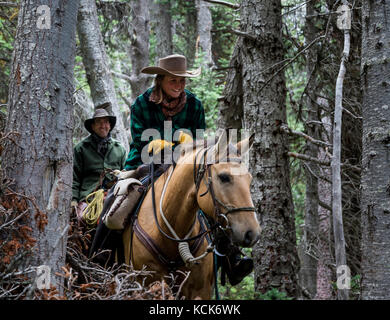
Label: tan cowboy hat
xmin=84 ymin=108 xmax=116 ymax=134
xmin=141 ymin=54 xmax=201 ymax=78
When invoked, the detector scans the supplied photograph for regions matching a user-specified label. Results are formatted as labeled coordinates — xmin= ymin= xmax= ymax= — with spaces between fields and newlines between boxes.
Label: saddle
xmin=89 ymin=163 xmax=210 ymax=272
xmin=88 ymin=164 xmax=169 ymax=266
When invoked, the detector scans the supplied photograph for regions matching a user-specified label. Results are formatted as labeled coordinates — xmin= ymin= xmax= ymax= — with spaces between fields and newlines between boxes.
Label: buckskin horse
xmin=122 ymin=131 xmax=262 ymax=299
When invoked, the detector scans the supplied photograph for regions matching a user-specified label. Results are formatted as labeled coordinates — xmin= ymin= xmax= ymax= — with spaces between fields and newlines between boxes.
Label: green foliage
xmin=209 ymin=2 xmax=239 ymax=68
xmin=282 ymin=0 xmax=308 ymax=245
xmin=186 ymin=54 xmax=223 ymax=131
xmin=255 ymin=288 xmax=294 ymax=300
xmin=0 ymin=6 xmax=17 ymax=103
xmin=216 ymin=273 xmax=255 ymax=300
xmin=331 ymin=274 xmax=361 ymax=300
xmin=350 ymin=274 xmax=361 ymax=299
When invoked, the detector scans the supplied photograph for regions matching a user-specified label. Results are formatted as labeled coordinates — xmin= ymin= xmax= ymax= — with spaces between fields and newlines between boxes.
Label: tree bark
xmin=179 ymin=0 xmax=197 ymax=66
xmin=315 ymin=114 xmax=333 ymax=300
xmin=217 ymin=41 xmax=243 ymax=130
xmin=196 ymin=0 xmax=214 ymax=67
xmin=128 ymin=0 xmax=151 ymax=100
xmin=77 ymin=0 xmax=129 ymax=152
xmin=3 ymin=0 xmax=79 ymax=292
xmin=239 ymin=0 xmax=300 ymax=297
xmin=332 ymin=10 xmax=350 ymax=299
xmin=298 ymin=0 xmax=320 ymax=298
xmin=361 ymin=0 xmax=390 ymax=300
xmin=149 ymin=0 xmax=173 ymax=60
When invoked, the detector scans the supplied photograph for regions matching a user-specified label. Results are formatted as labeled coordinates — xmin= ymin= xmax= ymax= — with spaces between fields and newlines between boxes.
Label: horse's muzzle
xmin=243 ymin=230 xmax=259 ymax=247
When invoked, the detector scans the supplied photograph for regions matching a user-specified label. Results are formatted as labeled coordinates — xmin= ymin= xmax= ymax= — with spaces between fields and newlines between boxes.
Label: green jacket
xmin=125 ymin=88 xmax=206 ymax=170
xmin=72 ymin=135 xmax=127 ymax=202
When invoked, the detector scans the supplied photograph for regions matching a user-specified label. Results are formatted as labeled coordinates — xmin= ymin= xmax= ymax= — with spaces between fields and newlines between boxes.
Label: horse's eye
xmin=218 ymin=173 xmax=231 ymax=183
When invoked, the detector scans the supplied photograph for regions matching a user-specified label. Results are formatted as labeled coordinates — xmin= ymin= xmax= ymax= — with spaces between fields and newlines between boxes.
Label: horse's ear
xmin=207 ymin=129 xmax=229 ymax=162
xmin=216 ymin=129 xmax=230 ymax=155
xmin=236 ymin=133 xmax=255 ymax=155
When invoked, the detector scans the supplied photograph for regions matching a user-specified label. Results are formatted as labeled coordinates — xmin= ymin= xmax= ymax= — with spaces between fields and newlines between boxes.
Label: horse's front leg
xmin=179 ymin=253 xmax=215 ymax=300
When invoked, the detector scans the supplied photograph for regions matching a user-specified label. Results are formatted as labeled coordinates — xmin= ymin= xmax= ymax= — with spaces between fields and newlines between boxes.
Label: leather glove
xmin=147 ymin=139 xmax=174 ymax=155
xmin=178 ymin=131 xmax=193 ymax=144
xmin=113 ymin=169 xmax=136 ymax=180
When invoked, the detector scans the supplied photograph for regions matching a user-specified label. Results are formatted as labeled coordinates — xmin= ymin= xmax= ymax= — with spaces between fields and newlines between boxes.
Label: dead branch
xmin=280 ymin=124 xmax=332 ymax=149
xmin=0 ymin=2 xmax=19 ymax=7
xmin=201 ymin=0 xmax=240 ymax=10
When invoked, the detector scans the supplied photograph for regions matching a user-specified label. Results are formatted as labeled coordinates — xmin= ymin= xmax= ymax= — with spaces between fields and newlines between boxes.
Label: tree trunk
xmin=361 ymin=0 xmax=390 ymax=300
xmin=179 ymin=0 xmax=197 ymax=66
xmin=240 ymin=0 xmax=300 ymax=297
xmin=315 ymin=114 xmax=333 ymax=300
xmin=332 ymin=8 xmax=350 ymax=299
xmin=128 ymin=0 xmax=151 ymax=100
xmin=150 ymin=0 xmax=173 ymax=60
xmin=217 ymin=41 xmax=243 ymax=130
xmin=3 ymin=0 xmax=79 ymax=292
xmin=196 ymin=0 xmax=214 ymax=67
xmin=299 ymin=0 xmax=320 ymax=298
xmin=77 ymin=0 xmax=129 ymax=152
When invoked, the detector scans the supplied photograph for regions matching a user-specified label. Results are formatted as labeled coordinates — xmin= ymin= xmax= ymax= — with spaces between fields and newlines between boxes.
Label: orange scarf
xmin=150 ymin=90 xmax=187 ymax=120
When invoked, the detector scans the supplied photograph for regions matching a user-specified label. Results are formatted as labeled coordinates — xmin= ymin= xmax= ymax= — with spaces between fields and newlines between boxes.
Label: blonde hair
xmin=152 ymin=74 xmax=165 ymax=104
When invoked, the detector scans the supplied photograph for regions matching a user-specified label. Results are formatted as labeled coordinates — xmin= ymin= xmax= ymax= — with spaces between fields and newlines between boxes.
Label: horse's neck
xmin=158 ymin=163 xmax=199 ymax=239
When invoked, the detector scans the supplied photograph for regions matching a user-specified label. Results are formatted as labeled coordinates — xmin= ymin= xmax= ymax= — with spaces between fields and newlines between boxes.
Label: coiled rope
xmin=82 ymin=189 xmax=105 ymax=226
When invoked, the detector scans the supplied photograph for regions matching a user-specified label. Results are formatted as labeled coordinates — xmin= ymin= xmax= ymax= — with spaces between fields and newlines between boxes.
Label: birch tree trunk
xmin=240 ymin=0 xmax=300 ymax=297
xmin=3 ymin=0 xmax=79 ymax=292
xmin=196 ymin=0 xmax=214 ymax=67
xmin=332 ymin=8 xmax=350 ymax=299
xmin=361 ymin=0 xmax=390 ymax=300
xmin=77 ymin=0 xmax=129 ymax=152
xmin=128 ymin=0 xmax=151 ymax=100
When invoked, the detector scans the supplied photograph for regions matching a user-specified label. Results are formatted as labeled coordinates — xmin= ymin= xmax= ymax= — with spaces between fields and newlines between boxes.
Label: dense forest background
xmin=0 ymin=0 xmax=389 ymax=300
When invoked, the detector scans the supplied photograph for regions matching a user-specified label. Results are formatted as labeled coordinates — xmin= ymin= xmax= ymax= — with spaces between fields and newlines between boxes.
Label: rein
xmin=147 ymin=144 xmax=256 ymax=267
xmin=193 ymin=146 xmax=256 ymax=229
xmin=150 ymin=161 xmax=214 ymax=243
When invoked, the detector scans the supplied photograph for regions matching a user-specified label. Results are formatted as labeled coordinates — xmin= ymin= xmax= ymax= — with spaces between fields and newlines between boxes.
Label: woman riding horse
xmin=123 ymin=132 xmax=261 ymax=299
xmin=91 ymin=54 xmax=254 ymax=286
xmin=125 ymin=54 xmax=254 ymax=286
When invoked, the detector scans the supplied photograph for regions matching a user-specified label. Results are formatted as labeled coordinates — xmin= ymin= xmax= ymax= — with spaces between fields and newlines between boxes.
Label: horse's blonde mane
xmin=158 ymin=136 xmax=242 ymax=179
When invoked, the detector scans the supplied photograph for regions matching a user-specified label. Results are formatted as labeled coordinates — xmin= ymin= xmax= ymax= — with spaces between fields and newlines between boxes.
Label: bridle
xmin=193 ymin=145 xmax=256 ymax=229
xmin=148 ymin=143 xmax=256 ymax=266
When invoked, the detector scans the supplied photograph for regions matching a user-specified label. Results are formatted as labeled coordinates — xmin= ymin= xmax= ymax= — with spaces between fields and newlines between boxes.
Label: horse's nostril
xmin=244 ymin=230 xmax=253 ymax=246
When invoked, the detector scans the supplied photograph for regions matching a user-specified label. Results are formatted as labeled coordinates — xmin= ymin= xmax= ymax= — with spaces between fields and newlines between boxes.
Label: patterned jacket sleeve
xmin=129 ymin=97 xmax=146 ymax=152
xmin=124 ymin=96 xmax=148 ymax=170
xmin=191 ymin=97 xmax=206 ymax=138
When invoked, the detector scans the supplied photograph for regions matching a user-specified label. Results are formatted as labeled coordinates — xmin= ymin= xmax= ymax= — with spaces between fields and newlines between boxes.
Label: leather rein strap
xmin=194 ymin=146 xmax=256 ymax=228
xmin=133 ymin=144 xmax=255 ymax=271
xmin=133 ymin=216 xmax=206 ymax=271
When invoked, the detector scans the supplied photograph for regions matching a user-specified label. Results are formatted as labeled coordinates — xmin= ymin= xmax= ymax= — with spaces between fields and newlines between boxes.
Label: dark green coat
xmin=125 ymin=88 xmax=206 ymax=170
xmin=72 ymin=135 xmax=126 ymax=202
